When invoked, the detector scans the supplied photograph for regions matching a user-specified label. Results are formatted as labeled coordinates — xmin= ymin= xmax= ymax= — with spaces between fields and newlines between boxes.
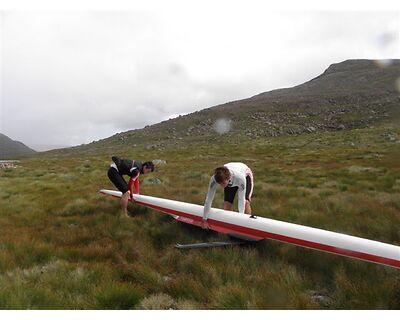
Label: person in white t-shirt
xmin=202 ymin=162 xmax=254 ymax=227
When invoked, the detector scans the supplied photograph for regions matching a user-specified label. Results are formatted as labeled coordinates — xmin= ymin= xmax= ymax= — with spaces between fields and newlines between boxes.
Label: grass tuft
xmin=94 ymin=283 xmax=144 ymax=310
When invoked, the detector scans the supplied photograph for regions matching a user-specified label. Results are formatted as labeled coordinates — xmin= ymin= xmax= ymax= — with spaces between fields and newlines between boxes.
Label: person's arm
xmin=237 ymin=174 xmax=246 ymax=214
xmin=128 ymin=178 xmax=135 ymax=198
xmin=130 ymin=166 xmax=139 ymax=177
xmin=203 ymin=176 xmax=217 ymax=221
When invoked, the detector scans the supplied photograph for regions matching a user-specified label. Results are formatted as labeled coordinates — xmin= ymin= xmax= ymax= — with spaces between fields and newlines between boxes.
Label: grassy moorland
xmin=0 ymin=122 xmax=400 ymax=309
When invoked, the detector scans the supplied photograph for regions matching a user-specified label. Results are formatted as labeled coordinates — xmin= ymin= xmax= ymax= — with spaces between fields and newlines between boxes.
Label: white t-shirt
xmin=203 ymin=162 xmax=253 ymax=220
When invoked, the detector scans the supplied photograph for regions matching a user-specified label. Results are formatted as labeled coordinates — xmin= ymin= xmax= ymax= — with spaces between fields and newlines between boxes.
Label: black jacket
xmin=111 ymin=156 xmax=142 ymax=177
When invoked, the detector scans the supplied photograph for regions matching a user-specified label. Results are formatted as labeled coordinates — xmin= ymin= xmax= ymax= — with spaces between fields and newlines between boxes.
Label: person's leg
xmin=224 ymin=186 xmax=238 ymax=212
xmin=245 ymin=175 xmax=253 ymax=215
xmin=107 ymin=167 xmax=130 ymax=216
xmin=120 ymin=191 xmax=131 ymax=216
xmin=245 ymin=200 xmax=252 ymax=214
xmin=224 ymin=201 xmax=233 ymax=211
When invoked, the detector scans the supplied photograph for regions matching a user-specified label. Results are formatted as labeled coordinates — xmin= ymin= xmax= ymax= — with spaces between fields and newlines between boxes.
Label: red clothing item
xmin=128 ymin=176 xmax=140 ymax=195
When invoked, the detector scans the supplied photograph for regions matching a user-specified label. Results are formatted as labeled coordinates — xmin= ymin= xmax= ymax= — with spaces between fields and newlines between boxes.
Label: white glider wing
xmin=100 ymin=189 xmax=400 ymax=268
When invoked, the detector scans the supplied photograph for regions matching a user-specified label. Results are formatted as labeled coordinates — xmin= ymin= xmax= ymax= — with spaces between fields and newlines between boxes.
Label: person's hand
xmin=129 ymin=192 xmax=136 ymax=203
xmin=201 ymin=219 xmax=209 ymax=229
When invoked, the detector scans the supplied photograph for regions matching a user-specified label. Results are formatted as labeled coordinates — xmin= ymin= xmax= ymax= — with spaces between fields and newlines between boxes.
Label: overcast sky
xmin=0 ymin=8 xmax=399 ymax=149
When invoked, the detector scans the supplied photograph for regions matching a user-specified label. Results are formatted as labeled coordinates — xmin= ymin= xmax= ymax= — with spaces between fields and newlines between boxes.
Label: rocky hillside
xmin=71 ymin=59 xmax=400 ymax=152
xmin=0 ymin=133 xmax=36 ymax=159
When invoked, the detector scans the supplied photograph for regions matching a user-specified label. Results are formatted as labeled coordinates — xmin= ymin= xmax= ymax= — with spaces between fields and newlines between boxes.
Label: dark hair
xmin=143 ymin=161 xmax=155 ymax=172
xmin=214 ymin=166 xmax=230 ymax=184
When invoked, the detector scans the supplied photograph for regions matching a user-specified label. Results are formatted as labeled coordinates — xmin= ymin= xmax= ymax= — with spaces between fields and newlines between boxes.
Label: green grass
xmin=0 ymin=123 xmax=399 ymax=309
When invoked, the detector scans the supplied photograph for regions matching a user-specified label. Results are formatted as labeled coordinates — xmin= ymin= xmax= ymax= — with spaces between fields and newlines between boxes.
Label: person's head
xmin=214 ymin=166 xmax=231 ymax=188
xmin=142 ymin=161 xmax=155 ymax=174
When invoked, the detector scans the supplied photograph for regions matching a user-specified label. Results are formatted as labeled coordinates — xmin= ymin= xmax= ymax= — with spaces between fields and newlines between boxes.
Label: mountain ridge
xmin=54 ymin=59 xmax=400 ymax=154
xmin=0 ymin=133 xmax=37 ymax=159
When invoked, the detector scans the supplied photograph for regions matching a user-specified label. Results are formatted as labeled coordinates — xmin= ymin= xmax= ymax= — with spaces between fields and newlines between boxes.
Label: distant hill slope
xmin=0 ymin=133 xmax=36 ymax=158
xmin=66 ymin=59 xmax=400 ymax=153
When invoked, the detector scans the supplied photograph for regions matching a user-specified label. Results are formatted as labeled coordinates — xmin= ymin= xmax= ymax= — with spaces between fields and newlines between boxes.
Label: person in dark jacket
xmin=107 ymin=156 xmax=155 ymax=216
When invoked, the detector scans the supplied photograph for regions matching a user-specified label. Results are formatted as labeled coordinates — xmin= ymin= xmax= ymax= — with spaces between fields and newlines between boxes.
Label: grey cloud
xmin=1 ymin=10 xmax=399 ymax=147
